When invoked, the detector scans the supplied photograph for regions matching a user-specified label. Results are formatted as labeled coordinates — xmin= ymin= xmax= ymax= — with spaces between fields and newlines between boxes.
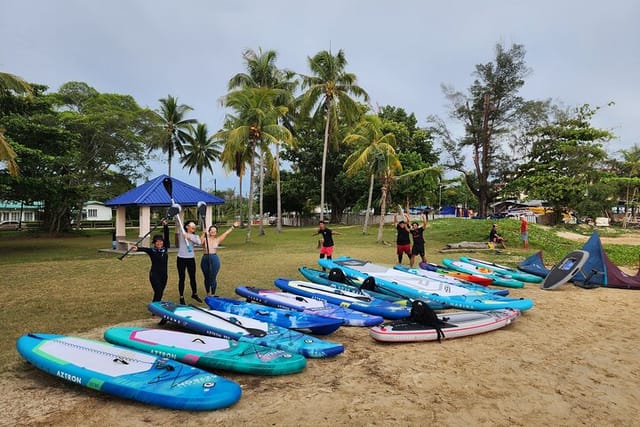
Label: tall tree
xmin=299 ymin=49 xmax=369 ymax=221
xmin=0 ymin=72 xmax=32 ymax=176
xmin=215 ymin=88 xmax=291 ymax=241
xmin=151 ymin=95 xmax=196 ymax=176
xmin=227 ymin=48 xmax=298 ymax=234
xmin=181 ymin=123 xmax=221 ymax=189
xmin=430 ymin=43 xmax=532 ymax=217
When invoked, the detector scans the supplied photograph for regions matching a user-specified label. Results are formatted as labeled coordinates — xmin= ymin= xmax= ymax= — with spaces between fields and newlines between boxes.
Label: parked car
xmin=0 ymin=221 xmax=21 ymax=230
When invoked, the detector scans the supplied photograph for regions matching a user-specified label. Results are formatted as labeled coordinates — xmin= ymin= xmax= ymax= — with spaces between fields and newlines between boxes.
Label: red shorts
xmin=320 ymin=246 xmax=334 ymax=257
xmin=396 ymin=244 xmax=411 ymax=255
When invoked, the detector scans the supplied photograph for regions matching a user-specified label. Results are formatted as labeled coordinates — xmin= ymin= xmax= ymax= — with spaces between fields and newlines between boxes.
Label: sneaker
xmin=191 ymin=294 xmax=203 ymax=303
xmin=179 ymin=296 xmax=186 ymax=305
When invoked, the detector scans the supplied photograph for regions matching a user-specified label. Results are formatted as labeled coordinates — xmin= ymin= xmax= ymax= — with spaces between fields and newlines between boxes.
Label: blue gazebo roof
xmin=105 ymin=175 xmax=225 ymax=207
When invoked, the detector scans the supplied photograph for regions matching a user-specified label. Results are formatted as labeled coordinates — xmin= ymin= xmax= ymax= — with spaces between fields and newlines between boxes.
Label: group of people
xmin=130 ymin=218 xmax=240 ymax=304
xmin=394 ymin=212 xmax=428 ymax=267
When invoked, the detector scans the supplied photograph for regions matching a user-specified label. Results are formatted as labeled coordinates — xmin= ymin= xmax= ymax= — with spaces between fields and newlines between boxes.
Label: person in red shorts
xmin=314 ymin=221 xmax=340 ymax=269
xmin=394 ymin=212 xmax=412 ymax=264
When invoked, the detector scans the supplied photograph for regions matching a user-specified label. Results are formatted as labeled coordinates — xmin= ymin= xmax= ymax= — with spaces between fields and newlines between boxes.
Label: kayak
xmin=419 ymin=261 xmax=494 ymax=286
xmin=393 ymin=265 xmax=509 ymax=297
xmin=459 ymin=256 xmax=543 ymax=283
xmin=441 ymin=259 xmax=525 ymax=288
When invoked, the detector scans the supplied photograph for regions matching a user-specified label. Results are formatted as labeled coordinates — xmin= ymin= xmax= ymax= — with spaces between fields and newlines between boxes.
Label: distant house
xmin=0 ymin=200 xmax=44 ymax=223
xmin=82 ymin=201 xmax=113 ymax=221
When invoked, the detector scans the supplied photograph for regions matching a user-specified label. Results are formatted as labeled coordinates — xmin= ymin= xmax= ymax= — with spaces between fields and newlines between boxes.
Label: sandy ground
xmin=3 ymin=232 xmax=640 ymax=426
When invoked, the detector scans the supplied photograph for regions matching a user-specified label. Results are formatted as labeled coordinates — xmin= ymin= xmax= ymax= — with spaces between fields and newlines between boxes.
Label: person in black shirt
xmin=131 ymin=219 xmax=170 ymax=303
xmin=489 ymin=224 xmax=507 ymax=249
xmin=394 ymin=212 xmax=412 ymax=264
xmin=409 ymin=214 xmax=428 ymax=267
xmin=314 ymin=221 xmax=340 ymax=268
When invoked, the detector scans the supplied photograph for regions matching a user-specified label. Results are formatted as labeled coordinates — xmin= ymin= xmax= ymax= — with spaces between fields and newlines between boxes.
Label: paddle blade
xmin=162 ymin=177 xmax=173 ymax=198
xmin=197 ymin=201 xmax=206 ymax=219
xmin=166 ymin=206 xmax=180 ymax=219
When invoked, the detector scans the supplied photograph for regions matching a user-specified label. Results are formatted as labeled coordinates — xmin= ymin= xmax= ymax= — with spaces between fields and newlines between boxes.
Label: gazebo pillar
xmin=206 ymin=206 xmax=213 ymax=228
xmin=139 ymin=205 xmax=151 ymax=247
xmin=115 ymin=206 xmax=127 ymax=250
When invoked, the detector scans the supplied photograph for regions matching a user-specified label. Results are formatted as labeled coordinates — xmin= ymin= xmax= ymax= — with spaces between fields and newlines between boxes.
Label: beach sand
xmin=3 ymin=231 xmax=640 ymax=426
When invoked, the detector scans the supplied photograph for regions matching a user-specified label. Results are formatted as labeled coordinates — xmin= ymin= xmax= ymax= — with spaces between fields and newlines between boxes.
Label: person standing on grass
xmin=394 ymin=212 xmax=412 ymax=264
xmin=520 ymin=215 xmax=529 ymax=250
xmin=314 ymin=221 xmax=340 ymax=269
xmin=409 ymin=214 xmax=428 ymax=267
xmin=200 ymin=221 xmax=241 ymax=296
xmin=176 ymin=220 xmax=202 ymax=304
xmin=130 ymin=219 xmax=170 ymax=303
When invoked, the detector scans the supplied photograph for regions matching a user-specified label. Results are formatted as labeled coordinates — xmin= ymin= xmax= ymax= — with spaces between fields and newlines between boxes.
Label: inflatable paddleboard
xmin=419 ymin=261 xmax=494 ymax=286
xmin=393 ymin=265 xmax=510 ymax=297
xmin=460 ymin=256 xmax=543 ymax=283
xmin=204 ymin=296 xmax=343 ymax=335
xmin=16 ymin=333 xmax=241 ymax=410
xmin=235 ymin=286 xmax=381 ymax=326
xmin=274 ymin=278 xmax=404 ymax=320
xmin=319 ymin=257 xmax=533 ymax=312
xmin=104 ymin=327 xmax=307 ymax=376
xmin=369 ymin=309 xmax=520 ymax=342
xmin=540 ymin=250 xmax=589 ymax=290
xmin=148 ymin=302 xmax=344 ymax=358
xmin=441 ymin=259 xmax=525 ymax=288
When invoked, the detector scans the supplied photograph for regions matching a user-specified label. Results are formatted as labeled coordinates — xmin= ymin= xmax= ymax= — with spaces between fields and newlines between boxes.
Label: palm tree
xmin=0 ymin=72 xmax=32 ymax=177
xmin=181 ymin=123 xmax=221 ymax=189
xmin=228 ymin=48 xmax=298 ymax=234
xmin=215 ymin=87 xmax=292 ymax=241
xmin=299 ymin=49 xmax=369 ymax=221
xmin=344 ymin=116 xmax=399 ymax=242
xmin=152 ymin=95 xmax=196 ymax=176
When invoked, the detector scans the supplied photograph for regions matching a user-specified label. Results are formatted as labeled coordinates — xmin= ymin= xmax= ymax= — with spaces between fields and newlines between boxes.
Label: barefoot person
xmin=489 ymin=224 xmax=507 ymax=249
xmin=520 ymin=215 xmax=529 ymax=250
xmin=314 ymin=221 xmax=340 ymax=269
xmin=394 ymin=212 xmax=412 ymax=264
xmin=176 ymin=220 xmax=202 ymax=304
xmin=200 ymin=221 xmax=240 ymax=296
xmin=409 ymin=214 xmax=428 ymax=267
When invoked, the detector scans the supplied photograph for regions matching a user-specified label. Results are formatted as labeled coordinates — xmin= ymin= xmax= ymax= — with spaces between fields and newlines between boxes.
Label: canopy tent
xmin=105 ymin=175 xmax=224 ymax=249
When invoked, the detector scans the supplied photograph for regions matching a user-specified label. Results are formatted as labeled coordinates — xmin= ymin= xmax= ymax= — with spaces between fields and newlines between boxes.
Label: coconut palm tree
xmin=215 ymin=87 xmax=292 ymax=241
xmin=228 ymin=48 xmax=298 ymax=234
xmin=181 ymin=123 xmax=221 ymax=189
xmin=151 ymin=95 xmax=196 ymax=176
xmin=299 ymin=49 xmax=369 ymax=221
xmin=0 ymin=72 xmax=32 ymax=177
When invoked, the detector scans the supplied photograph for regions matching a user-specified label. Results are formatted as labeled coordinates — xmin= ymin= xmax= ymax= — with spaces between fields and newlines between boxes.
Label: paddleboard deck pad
xmin=16 ymin=333 xmax=241 ymax=410
xmin=104 ymin=327 xmax=306 ymax=376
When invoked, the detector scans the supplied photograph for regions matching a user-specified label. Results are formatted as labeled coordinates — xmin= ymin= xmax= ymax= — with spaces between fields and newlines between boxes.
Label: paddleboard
xmin=148 ymin=301 xmax=344 ymax=358
xmin=235 ymin=286 xmax=381 ymax=326
xmin=460 ymin=256 xmax=543 ymax=283
xmin=393 ymin=265 xmax=510 ymax=297
xmin=204 ymin=296 xmax=343 ymax=335
xmin=441 ymin=259 xmax=525 ymax=288
xmin=540 ymin=250 xmax=589 ymax=290
xmin=419 ymin=261 xmax=494 ymax=286
xmin=104 ymin=327 xmax=307 ymax=376
xmin=369 ymin=309 xmax=520 ymax=342
xmin=320 ymin=257 xmax=534 ymax=312
xmin=16 ymin=333 xmax=241 ymax=410
xmin=274 ymin=278 xmax=405 ymax=320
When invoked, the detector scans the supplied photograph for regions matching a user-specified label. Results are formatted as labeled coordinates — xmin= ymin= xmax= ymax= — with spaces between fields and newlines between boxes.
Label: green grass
xmin=1 ymin=218 xmax=638 ymax=370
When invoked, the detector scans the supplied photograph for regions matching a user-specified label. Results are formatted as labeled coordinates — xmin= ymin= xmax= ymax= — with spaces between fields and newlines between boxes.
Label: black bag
xmin=410 ymin=300 xmax=447 ymax=342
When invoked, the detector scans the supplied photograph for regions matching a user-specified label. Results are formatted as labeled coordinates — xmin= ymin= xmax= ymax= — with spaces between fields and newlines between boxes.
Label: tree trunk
xmin=275 ymin=142 xmax=283 ymax=233
xmin=320 ymin=109 xmax=331 ymax=221
xmin=237 ymin=175 xmax=243 ymax=226
xmin=258 ymin=150 xmax=265 ymax=236
xmin=363 ymin=173 xmax=374 ymax=235
xmin=246 ymin=154 xmax=255 ymax=242
xmin=167 ymin=151 xmax=172 ymax=177
xmin=377 ymin=181 xmax=389 ymax=243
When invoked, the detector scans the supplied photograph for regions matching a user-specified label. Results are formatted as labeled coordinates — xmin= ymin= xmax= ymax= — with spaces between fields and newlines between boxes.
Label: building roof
xmin=105 ymin=175 xmax=225 ymax=207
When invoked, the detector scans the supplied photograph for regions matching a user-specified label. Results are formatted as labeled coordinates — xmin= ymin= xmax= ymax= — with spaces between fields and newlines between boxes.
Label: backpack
xmin=410 ymin=300 xmax=448 ymax=342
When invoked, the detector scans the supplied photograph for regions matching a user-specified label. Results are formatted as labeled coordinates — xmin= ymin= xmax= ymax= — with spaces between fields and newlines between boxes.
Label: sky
xmin=2 ymin=0 xmax=639 ymax=194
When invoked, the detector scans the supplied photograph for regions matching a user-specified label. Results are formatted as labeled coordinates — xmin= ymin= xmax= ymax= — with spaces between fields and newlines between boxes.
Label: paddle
xmin=118 ymin=205 xmax=180 ymax=260
xmin=188 ymin=304 xmax=267 ymax=337
xmin=162 ymin=177 xmax=190 ymax=250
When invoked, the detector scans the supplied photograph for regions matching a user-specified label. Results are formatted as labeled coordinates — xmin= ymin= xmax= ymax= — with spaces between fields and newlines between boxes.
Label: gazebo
xmin=105 ymin=174 xmax=225 ymax=249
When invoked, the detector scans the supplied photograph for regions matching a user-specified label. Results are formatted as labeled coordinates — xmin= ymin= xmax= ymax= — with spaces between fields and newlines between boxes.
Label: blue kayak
xmin=204 ymin=296 xmax=343 ymax=335
xmin=319 ymin=257 xmax=534 ymax=312
xmin=148 ymin=301 xmax=344 ymax=358
xmin=274 ymin=277 xmax=408 ymax=320
xmin=235 ymin=286 xmax=383 ymax=326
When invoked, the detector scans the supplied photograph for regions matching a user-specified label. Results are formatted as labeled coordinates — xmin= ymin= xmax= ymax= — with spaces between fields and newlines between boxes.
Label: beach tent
xmin=517 ymin=251 xmax=550 ymax=278
xmin=573 ymin=230 xmax=640 ymax=289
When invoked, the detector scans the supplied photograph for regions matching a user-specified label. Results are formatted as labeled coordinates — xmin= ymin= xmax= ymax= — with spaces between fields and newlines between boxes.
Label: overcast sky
xmin=2 ymin=0 xmax=639 ymax=193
